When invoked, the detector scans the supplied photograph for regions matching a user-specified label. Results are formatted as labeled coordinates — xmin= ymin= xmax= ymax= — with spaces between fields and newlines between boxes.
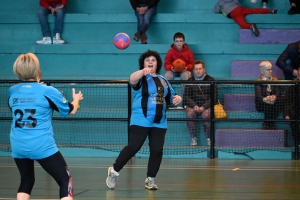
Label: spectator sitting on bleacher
xmin=36 ymin=0 xmax=67 ymax=45
xmin=214 ymin=0 xmax=277 ymax=37
xmin=276 ymin=40 xmax=300 ymax=80
xmin=250 ymin=0 xmax=269 ymax=8
xmin=164 ymin=32 xmax=194 ymax=81
xmin=284 ymin=68 xmax=300 ymax=146
xmin=183 ymin=60 xmax=217 ymax=146
xmin=130 ymin=0 xmax=160 ymax=44
xmin=255 ymin=61 xmax=283 ymax=130
xmin=288 ymin=0 xmax=300 ymax=14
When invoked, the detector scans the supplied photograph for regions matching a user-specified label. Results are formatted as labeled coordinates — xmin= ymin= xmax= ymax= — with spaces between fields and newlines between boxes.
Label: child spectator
xmin=214 ymin=0 xmax=277 ymax=37
xmin=164 ymin=32 xmax=194 ymax=81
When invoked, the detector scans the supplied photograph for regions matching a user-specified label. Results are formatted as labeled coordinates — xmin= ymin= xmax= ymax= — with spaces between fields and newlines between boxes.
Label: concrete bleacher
xmin=0 ymin=0 xmax=296 ymax=81
xmin=0 ymin=0 xmax=299 ymax=158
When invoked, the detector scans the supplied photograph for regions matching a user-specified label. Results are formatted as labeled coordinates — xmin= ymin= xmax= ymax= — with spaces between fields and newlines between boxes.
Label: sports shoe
xmin=106 ymin=167 xmax=119 ymax=189
xmin=145 ymin=177 xmax=158 ymax=190
xmin=191 ymin=137 xmax=197 ymax=146
xmin=207 ymin=138 xmax=211 ymax=146
xmin=271 ymin=9 xmax=277 ymax=14
xmin=250 ymin=24 xmax=259 ymax=37
xmin=36 ymin=37 xmax=52 ymax=44
xmin=53 ymin=33 xmax=65 ymax=44
xmin=288 ymin=6 xmax=300 ymax=14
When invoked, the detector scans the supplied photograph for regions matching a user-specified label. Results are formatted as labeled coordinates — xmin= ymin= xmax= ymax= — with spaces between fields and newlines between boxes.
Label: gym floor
xmin=0 ymin=157 xmax=300 ymax=200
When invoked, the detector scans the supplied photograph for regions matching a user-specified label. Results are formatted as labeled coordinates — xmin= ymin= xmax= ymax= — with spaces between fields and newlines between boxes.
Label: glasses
xmin=264 ymin=68 xmax=273 ymax=72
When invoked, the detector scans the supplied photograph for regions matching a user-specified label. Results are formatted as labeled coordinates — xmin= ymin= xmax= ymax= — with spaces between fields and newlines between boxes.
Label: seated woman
xmin=255 ymin=61 xmax=283 ymax=130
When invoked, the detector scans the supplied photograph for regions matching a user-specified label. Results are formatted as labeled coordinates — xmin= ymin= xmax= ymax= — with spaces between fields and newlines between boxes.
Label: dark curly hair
xmin=138 ymin=50 xmax=162 ymax=74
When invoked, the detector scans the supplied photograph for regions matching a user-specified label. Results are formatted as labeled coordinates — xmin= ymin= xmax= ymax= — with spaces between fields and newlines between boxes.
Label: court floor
xmin=1 ymin=156 xmax=300 ymax=200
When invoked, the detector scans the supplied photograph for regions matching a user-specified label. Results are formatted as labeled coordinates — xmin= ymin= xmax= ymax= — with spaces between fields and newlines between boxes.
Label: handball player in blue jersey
xmin=106 ymin=50 xmax=182 ymax=190
xmin=8 ymin=53 xmax=83 ymax=200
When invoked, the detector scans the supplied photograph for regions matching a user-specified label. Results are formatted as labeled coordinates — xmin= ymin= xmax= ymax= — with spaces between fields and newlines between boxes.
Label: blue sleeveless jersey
xmin=130 ymin=74 xmax=176 ymax=128
xmin=8 ymin=82 xmax=72 ymax=159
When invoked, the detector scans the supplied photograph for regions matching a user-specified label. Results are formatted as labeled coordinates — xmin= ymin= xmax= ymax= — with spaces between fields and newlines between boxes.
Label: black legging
xmin=14 ymin=151 xmax=73 ymax=199
xmin=113 ymin=125 xmax=166 ymax=178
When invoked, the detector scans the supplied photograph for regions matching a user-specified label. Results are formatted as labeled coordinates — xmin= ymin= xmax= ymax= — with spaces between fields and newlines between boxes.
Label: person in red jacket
xmin=164 ymin=32 xmax=195 ymax=81
xmin=37 ymin=0 xmax=68 ymax=44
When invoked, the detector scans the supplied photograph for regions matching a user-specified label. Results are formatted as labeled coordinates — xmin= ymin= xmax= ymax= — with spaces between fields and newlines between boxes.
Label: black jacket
xmin=183 ymin=75 xmax=218 ymax=109
xmin=276 ymin=40 xmax=300 ymax=76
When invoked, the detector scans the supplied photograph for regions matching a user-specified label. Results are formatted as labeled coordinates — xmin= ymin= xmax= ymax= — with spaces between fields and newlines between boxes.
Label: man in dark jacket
xmin=183 ymin=60 xmax=217 ymax=146
xmin=276 ymin=40 xmax=300 ymax=80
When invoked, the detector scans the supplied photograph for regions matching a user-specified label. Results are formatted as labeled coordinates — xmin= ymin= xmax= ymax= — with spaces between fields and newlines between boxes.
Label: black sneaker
xmin=288 ymin=6 xmax=300 ymax=14
xmin=250 ymin=24 xmax=259 ymax=37
xmin=271 ymin=8 xmax=277 ymax=14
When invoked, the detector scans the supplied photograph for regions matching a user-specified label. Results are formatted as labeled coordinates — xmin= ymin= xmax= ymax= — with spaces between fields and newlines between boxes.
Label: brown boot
xmin=133 ymin=32 xmax=141 ymax=42
xmin=141 ymin=33 xmax=148 ymax=44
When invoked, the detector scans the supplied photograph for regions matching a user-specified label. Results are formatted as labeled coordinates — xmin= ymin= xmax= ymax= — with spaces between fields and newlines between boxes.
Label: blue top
xmin=130 ymin=74 xmax=176 ymax=129
xmin=8 ymin=82 xmax=72 ymax=159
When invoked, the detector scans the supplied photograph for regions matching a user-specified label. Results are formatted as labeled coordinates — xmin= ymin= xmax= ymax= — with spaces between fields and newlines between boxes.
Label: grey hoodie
xmin=214 ymin=0 xmax=241 ymax=16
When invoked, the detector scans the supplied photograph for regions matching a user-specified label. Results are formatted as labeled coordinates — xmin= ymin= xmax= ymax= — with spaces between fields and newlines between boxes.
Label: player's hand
xmin=143 ymin=68 xmax=152 ymax=75
xmin=172 ymin=95 xmax=182 ymax=105
xmin=50 ymin=7 xmax=56 ymax=16
xmin=72 ymin=88 xmax=83 ymax=101
xmin=285 ymin=116 xmax=290 ymax=120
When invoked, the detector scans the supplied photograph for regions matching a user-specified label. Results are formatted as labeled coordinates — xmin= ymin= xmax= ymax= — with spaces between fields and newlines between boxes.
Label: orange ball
xmin=172 ymin=59 xmax=186 ymax=72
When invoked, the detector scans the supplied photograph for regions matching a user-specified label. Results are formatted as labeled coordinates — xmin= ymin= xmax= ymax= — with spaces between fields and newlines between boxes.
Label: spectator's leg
xmin=134 ymin=10 xmax=144 ymax=34
xmin=53 ymin=4 xmax=66 ymax=36
xmin=37 ymin=6 xmax=51 ymax=37
xmin=180 ymin=71 xmax=191 ymax=80
xmin=186 ymin=107 xmax=197 ymax=139
xmin=229 ymin=7 xmax=251 ymax=29
xmin=201 ymin=108 xmax=211 ymax=139
xmin=164 ymin=71 xmax=175 ymax=80
xmin=241 ymin=7 xmax=271 ymax=15
xmin=138 ymin=6 xmax=157 ymax=34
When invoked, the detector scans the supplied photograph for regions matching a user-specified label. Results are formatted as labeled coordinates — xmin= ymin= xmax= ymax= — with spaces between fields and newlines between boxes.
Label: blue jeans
xmin=37 ymin=4 xmax=66 ymax=37
xmin=135 ymin=4 xmax=157 ymax=34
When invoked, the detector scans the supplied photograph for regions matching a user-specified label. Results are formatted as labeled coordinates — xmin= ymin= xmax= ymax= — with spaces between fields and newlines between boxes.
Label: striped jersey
xmin=130 ymin=74 xmax=176 ymax=128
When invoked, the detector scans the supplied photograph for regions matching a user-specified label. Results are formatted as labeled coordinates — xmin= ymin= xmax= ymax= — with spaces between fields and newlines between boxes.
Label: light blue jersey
xmin=8 ymin=82 xmax=72 ymax=159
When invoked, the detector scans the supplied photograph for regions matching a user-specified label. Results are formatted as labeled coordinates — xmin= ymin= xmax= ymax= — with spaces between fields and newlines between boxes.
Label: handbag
xmin=214 ymin=100 xmax=227 ymax=119
xmin=197 ymin=85 xmax=227 ymax=119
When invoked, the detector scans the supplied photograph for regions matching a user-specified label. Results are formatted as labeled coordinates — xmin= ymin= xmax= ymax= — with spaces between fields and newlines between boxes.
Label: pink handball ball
xmin=114 ymin=33 xmax=131 ymax=50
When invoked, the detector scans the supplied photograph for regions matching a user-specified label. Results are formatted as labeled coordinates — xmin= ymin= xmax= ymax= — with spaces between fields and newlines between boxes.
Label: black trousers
xmin=113 ymin=125 xmax=166 ymax=178
xmin=14 ymin=151 xmax=73 ymax=199
xmin=255 ymin=101 xmax=282 ymax=119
